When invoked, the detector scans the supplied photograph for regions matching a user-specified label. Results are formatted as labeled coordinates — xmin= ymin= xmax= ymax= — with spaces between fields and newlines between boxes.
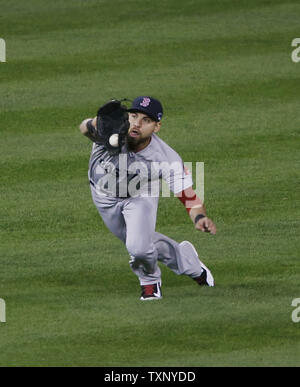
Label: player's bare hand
xmin=195 ymin=217 xmax=216 ymax=235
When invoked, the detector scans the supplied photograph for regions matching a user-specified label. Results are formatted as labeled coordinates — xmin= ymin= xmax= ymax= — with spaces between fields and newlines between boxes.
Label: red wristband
xmin=177 ymin=190 xmax=197 ymax=213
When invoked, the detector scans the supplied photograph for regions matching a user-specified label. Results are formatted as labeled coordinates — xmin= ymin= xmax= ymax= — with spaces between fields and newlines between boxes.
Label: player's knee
xmin=129 ymin=255 xmax=156 ymax=275
xmin=127 ymin=247 xmax=147 ymax=260
xmin=126 ymin=243 xmax=152 ymax=261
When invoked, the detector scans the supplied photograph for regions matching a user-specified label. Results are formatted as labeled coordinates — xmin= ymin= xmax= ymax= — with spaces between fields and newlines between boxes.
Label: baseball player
xmin=79 ymin=97 xmax=216 ymax=301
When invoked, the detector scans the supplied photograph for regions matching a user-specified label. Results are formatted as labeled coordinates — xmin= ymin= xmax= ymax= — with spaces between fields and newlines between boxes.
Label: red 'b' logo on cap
xmin=140 ymin=97 xmax=151 ymax=107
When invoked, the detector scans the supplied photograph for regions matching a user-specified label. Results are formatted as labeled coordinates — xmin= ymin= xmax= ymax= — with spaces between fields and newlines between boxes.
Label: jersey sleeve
xmin=161 ymin=156 xmax=193 ymax=195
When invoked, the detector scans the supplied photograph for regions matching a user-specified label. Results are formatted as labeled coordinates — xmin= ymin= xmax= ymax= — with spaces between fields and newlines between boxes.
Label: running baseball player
xmin=79 ymin=96 xmax=216 ymax=300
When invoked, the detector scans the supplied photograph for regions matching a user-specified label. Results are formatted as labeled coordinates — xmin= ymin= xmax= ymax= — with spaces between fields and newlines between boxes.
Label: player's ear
xmin=154 ymin=121 xmax=161 ymax=133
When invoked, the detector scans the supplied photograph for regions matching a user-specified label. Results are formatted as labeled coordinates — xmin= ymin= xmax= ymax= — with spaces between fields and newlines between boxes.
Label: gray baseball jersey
xmin=88 ymin=134 xmax=203 ymax=285
xmin=88 ymin=133 xmax=193 ymax=197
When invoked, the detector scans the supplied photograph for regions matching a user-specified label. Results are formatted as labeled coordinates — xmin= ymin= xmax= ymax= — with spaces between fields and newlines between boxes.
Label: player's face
xmin=127 ymin=112 xmax=161 ymax=150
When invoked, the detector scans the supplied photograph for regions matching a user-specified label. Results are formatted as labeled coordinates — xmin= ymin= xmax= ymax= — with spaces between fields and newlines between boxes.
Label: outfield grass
xmin=0 ymin=0 xmax=300 ymax=367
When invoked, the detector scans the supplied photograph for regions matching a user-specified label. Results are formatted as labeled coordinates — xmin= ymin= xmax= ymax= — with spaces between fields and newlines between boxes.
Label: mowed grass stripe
xmin=2 ymin=66 xmax=300 ymax=114
xmin=0 ymin=285 xmax=298 ymax=366
xmin=1 ymin=0 xmax=299 ymax=40
xmin=1 ymin=32 xmax=294 ymax=84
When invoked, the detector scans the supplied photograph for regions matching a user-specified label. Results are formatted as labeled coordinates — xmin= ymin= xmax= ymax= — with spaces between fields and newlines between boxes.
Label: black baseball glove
xmin=95 ymin=99 xmax=130 ymax=154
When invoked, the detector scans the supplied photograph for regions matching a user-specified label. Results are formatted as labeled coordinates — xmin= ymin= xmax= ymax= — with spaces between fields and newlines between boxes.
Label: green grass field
xmin=1 ymin=0 xmax=300 ymax=367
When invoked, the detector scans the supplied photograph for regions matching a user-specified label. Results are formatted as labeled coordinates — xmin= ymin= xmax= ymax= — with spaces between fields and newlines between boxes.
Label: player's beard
xmin=126 ymin=133 xmax=151 ymax=152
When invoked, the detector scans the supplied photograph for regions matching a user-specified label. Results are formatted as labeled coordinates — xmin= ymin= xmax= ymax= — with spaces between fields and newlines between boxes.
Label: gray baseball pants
xmin=91 ymin=185 xmax=203 ymax=285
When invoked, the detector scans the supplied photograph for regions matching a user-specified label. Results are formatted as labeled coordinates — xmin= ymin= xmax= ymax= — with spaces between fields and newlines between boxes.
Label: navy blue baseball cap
xmin=128 ymin=96 xmax=163 ymax=122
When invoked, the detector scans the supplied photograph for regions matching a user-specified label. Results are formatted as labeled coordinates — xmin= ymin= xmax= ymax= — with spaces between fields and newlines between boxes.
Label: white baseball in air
xmin=109 ymin=133 xmax=119 ymax=147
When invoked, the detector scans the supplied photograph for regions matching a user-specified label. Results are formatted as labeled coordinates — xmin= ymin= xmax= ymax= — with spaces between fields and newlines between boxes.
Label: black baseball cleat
xmin=193 ymin=264 xmax=214 ymax=287
xmin=179 ymin=241 xmax=214 ymax=287
xmin=140 ymin=282 xmax=162 ymax=301
xmin=193 ymin=267 xmax=214 ymax=286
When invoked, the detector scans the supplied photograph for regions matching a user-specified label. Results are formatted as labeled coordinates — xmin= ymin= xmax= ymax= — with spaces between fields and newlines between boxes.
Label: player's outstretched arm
xmin=176 ymin=186 xmax=217 ymax=235
xmin=79 ymin=117 xmax=98 ymax=142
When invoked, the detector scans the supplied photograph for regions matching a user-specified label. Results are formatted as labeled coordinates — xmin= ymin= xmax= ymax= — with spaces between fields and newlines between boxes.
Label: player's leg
xmin=91 ymin=187 xmax=161 ymax=299
xmin=90 ymin=185 xmax=126 ymax=242
xmin=153 ymin=232 xmax=214 ymax=286
xmin=122 ymin=196 xmax=162 ymax=299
